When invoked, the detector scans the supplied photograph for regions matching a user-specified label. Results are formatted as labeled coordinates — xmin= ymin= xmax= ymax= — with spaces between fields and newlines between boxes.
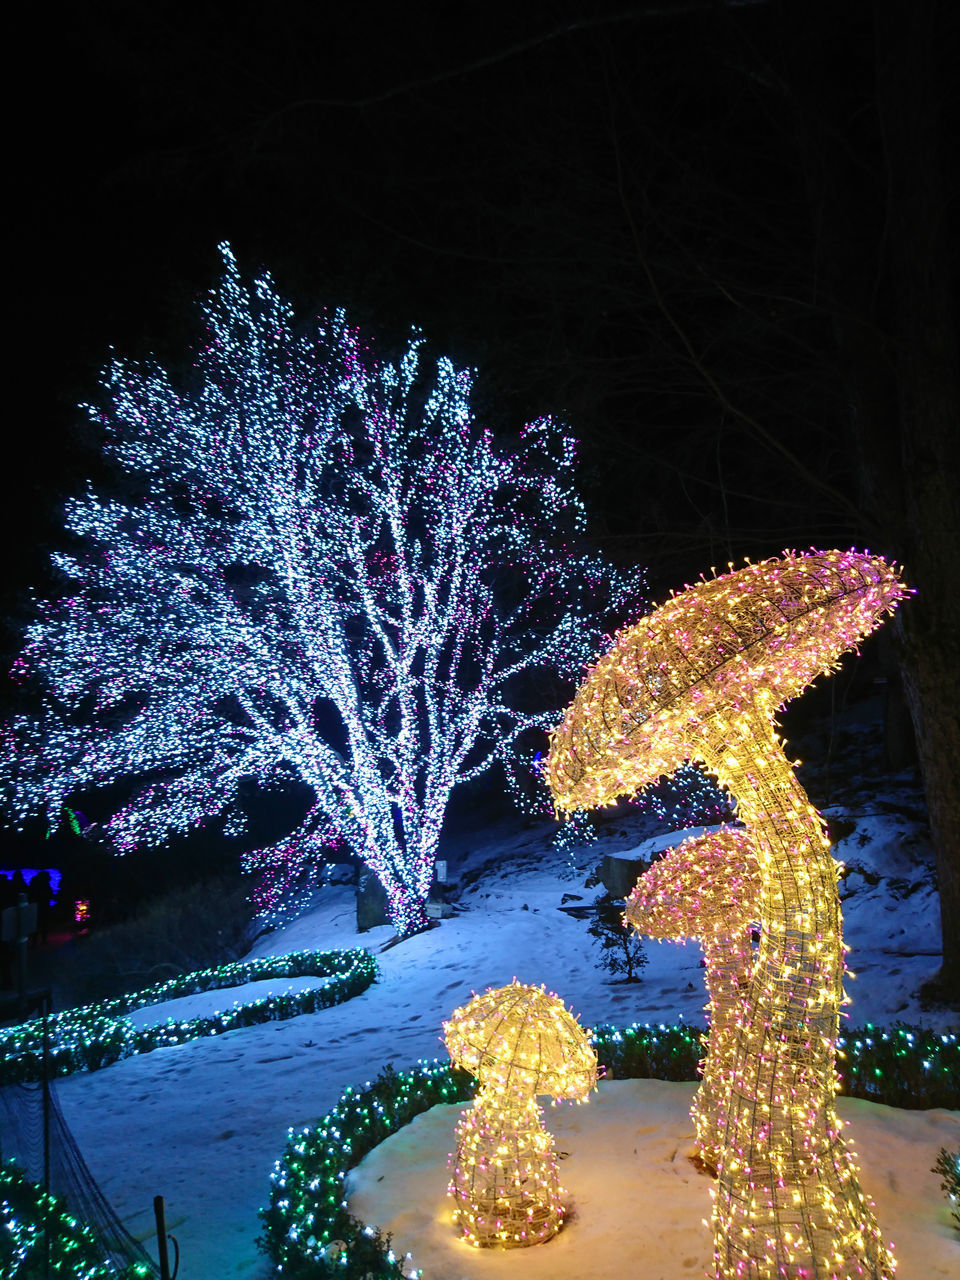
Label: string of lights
xmin=0 ymin=948 xmax=376 ymax=1086
xmin=548 ymin=548 xmax=909 ymax=1278
xmin=2 ymin=245 xmax=645 ymax=937
xmin=506 ymin=751 xmax=729 ymax=830
xmin=0 ymin=1161 xmax=153 ymax=1280
xmin=443 ymin=981 xmax=597 ymax=1247
xmin=625 ymin=827 xmax=759 ymax=1171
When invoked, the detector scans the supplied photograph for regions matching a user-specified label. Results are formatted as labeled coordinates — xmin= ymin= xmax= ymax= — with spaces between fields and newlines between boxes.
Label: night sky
xmin=8 ymin=0 xmax=957 ymax=672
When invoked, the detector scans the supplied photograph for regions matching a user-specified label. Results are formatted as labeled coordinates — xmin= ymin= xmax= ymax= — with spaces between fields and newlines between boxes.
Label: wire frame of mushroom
xmin=443 ymin=980 xmax=598 ymax=1248
xmin=624 ymin=827 xmax=759 ymax=1172
xmin=548 ymin=549 xmax=906 ymax=1279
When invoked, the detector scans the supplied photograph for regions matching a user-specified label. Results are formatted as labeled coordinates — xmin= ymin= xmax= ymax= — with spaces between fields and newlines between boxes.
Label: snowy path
xmin=124 ymin=976 xmax=334 ymax=1031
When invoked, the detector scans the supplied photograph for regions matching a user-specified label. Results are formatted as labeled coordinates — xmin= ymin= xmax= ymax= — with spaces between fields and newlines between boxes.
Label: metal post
xmin=41 ymin=996 xmax=51 ymax=1198
xmin=153 ymin=1196 xmax=171 ymax=1280
xmin=15 ymin=893 xmax=30 ymax=1008
xmin=153 ymin=1194 xmax=180 ymax=1280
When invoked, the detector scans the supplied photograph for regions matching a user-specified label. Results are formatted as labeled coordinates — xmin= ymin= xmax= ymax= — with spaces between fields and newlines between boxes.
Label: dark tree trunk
xmin=897 ymin=612 xmax=960 ymax=996
xmin=873 ymin=0 xmax=960 ymax=1000
xmin=784 ymin=0 xmax=960 ymax=1000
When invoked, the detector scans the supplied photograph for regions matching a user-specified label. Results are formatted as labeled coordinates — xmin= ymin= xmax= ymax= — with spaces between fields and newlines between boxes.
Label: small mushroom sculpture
xmin=547 ymin=549 xmax=907 ymax=1280
xmin=443 ymin=980 xmax=598 ymax=1248
xmin=624 ymin=826 xmax=760 ymax=1172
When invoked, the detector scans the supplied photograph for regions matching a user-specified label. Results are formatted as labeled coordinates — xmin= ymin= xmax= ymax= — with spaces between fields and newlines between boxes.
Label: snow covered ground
xmin=348 ymin=1082 xmax=960 ymax=1280
xmin=51 ymin=696 xmax=959 ymax=1278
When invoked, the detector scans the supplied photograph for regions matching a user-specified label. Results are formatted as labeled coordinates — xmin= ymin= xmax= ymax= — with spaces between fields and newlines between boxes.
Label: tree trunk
xmin=787 ymin=0 xmax=960 ymax=1002
xmin=873 ymin=0 xmax=960 ymax=1001
xmin=897 ymin=611 xmax=960 ymax=994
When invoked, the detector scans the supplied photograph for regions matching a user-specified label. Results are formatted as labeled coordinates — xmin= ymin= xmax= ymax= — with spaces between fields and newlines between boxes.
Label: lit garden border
xmin=0 ymin=1159 xmax=153 ymax=1278
xmin=0 ymin=948 xmax=378 ymax=1086
xmin=933 ymin=1147 xmax=960 ymax=1230
xmin=259 ymin=1022 xmax=959 ymax=1279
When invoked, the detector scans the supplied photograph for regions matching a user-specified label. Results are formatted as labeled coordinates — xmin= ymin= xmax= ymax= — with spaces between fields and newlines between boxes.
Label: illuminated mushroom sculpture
xmin=624 ymin=826 xmax=760 ymax=1171
xmin=443 ymin=980 xmax=598 ymax=1248
xmin=548 ymin=549 xmax=906 ymax=1279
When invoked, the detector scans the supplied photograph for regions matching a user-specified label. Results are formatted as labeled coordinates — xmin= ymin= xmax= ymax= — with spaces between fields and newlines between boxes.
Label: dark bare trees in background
xmin=409 ymin=0 xmax=960 ymax=997
xmin=13 ymin=0 xmax=959 ymax=994
xmin=850 ymin=0 xmax=960 ymax=999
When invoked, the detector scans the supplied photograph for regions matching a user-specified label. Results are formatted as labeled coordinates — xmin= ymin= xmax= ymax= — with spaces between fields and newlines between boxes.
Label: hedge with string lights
xmin=933 ymin=1147 xmax=960 ymax=1230
xmin=259 ymin=1021 xmax=958 ymax=1278
xmin=0 ymin=1159 xmax=153 ymax=1279
xmin=0 ymin=948 xmax=377 ymax=1086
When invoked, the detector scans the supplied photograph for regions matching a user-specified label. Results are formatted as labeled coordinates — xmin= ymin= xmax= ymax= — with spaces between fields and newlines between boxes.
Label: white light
xmin=4 ymin=245 xmax=645 ymax=937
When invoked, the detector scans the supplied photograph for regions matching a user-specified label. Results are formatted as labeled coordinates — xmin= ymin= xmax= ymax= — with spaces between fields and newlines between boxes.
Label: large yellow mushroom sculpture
xmin=547 ymin=548 xmax=906 ymax=1280
xmin=443 ymin=980 xmax=598 ymax=1248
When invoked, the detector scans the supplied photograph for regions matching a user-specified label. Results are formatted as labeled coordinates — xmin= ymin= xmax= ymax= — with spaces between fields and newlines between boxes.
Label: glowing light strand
xmin=506 ymin=750 xmax=730 ymax=828
xmin=443 ymin=981 xmax=597 ymax=1248
xmin=2 ymin=245 xmax=645 ymax=936
xmin=1 ymin=1160 xmax=153 ymax=1279
xmin=548 ymin=548 xmax=908 ymax=1279
xmin=0 ymin=948 xmax=376 ymax=1086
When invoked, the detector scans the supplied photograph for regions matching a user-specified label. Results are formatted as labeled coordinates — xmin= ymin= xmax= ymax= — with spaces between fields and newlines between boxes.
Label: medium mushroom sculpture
xmin=547 ymin=548 xmax=906 ymax=1280
xmin=624 ymin=826 xmax=760 ymax=1172
xmin=443 ymin=980 xmax=597 ymax=1248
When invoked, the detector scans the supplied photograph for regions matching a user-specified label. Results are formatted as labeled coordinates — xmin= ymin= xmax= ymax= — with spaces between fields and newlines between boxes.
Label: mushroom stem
xmin=697 ymin=708 xmax=893 ymax=1279
xmin=695 ymin=925 xmax=752 ymax=1171
xmin=624 ymin=827 xmax=759 ymax=1172
xmin=449 ymin=1086 xmax=564 ymax=1248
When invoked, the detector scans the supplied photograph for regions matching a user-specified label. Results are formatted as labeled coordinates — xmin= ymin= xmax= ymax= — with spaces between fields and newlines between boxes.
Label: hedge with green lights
xmin=0 ymin=1158 xmax=154 ymax=1278
xmin=594 ymin=1021 xmax=960 ymax=1110
xmin=933 ymin=1147 xmax=960 ymax=1230
xmin=259 ymin=1021 xmax=960 ymax=1279
xmin=260 ymin=1060 xmax=477 ymax=1278
xmin=0 ymin=948 xmax=378 ymax=1086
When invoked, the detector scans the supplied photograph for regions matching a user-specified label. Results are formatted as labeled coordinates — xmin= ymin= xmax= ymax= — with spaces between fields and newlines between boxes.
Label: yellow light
xmin=443 ymin=980 xmax=598 ymax=1248
xmin=547 ymin=549 xmax=905 ymax=1279
xmin=624 ymin=827 xmax=759 ymax=1172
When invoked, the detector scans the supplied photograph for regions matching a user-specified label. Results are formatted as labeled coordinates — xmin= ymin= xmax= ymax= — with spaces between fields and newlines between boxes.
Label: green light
xmin=259 ymin=1023 xmax=958 ymax=1276
xmin=0 ymin=947 xmax=378 ymax=1086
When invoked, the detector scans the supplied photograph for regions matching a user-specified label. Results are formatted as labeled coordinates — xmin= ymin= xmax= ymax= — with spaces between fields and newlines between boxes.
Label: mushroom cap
xmin=547 ymin=549 xmax=907 ymax=813
xmin=624 ymin=827 xmax=760 ymax=940
xmin=443 ymin=980 xmax=597 ymax=1100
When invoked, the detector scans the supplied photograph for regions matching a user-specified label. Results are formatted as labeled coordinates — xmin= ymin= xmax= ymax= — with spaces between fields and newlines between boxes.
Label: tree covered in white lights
xmin=3 ymin=247 xmax=645 ymax=935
